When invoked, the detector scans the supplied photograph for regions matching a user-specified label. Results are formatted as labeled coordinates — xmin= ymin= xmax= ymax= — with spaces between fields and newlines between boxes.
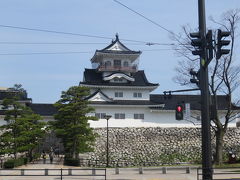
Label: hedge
xmin=64 ymin=157 xmax=80 ymax=166
xmin=3 ymin=158 xmax=26 ymax=169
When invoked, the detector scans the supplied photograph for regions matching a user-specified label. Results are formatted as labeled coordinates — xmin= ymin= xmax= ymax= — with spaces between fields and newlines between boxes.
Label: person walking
xmin=42 ymin=150 xmax=46 ymax=164
xmin=49 ymin=148 xmax=54 ymax=164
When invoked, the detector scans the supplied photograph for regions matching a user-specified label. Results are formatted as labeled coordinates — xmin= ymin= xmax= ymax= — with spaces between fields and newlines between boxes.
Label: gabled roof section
xmin=86 ymin=89 xmax=113 ymax=102
xmin=80 ymin=69 xmax=159 ymax=87
xmin=101 ymin=34 xmax=131 ymax=52
xmin=91 ymin=34 xmax=141 ymax=62
xmin=103 ymin=72 xmax=135 ymax=82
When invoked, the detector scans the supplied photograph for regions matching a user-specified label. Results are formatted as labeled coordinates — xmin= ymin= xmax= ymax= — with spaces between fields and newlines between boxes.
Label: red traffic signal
xmin=175 ymin=104 xmax=184 ymax=120
xmin=176 ymin=105 xmax=182 ymax=112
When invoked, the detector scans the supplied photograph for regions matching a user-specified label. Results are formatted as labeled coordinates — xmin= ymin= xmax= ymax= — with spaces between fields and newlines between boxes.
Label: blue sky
xmin=0 ymin=0 xmax=239 ymax=103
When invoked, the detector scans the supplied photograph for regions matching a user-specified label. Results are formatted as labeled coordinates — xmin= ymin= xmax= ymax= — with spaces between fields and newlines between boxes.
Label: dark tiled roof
xmin=96 ymin=50 xmax=141 ymax=54
xmin=80 ymin=69 xmax=159 ymax=87
xmin=97 ymin=34 xmax=141 ymax=54
xmin=89 ymin=100 xmax=161 ymax=106
xmin=0 ymin=90 xmax=31 ymax=101
xmin=150 ymin=94 xmax=231 ymax=110
xmin=0 ymin=103 xmax=57 ymax=116
xmin=28 ymin=103 xmax=57 ymax=116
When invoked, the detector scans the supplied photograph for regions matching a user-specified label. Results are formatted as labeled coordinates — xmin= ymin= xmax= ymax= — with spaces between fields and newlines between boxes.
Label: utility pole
xmin=104 ymin=115 xmax=112 ymax=168
xmin=198 ymin=0 xmax=213 ymax=179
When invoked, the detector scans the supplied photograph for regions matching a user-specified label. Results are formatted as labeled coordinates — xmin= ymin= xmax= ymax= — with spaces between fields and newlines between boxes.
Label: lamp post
xmin=104 ymin=115 xmax=112 ymax=167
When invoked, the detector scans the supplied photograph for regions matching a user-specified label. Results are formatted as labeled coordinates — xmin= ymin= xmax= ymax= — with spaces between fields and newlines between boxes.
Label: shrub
xmin=32 ymin=153 xmax=41 ymax=161
xmin=23 ymin=157 xmax=28 ymax=164
xmin=15 ymin=158 xmax=25 ymax=167
xmin=64 ymin=157 xmax=80 ymax=166
xmin=3 ymin=158 xmax=25 ymax=169
xmin=3 ymin=159 xmax=15 ymax=169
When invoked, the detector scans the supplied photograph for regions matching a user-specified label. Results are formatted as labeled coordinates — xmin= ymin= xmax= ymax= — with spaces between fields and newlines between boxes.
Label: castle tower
xmin=80 ymin=35 xmax=164 ymax=127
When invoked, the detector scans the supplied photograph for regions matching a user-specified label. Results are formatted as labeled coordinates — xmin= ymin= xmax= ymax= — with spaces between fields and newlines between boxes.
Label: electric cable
xmin=0 ymin=49 xmax=177 ymax=56
xmin=0 ymin=24 xmax=174 ymax=46
xmin=113 ymin=0 xmax=176 ymax=36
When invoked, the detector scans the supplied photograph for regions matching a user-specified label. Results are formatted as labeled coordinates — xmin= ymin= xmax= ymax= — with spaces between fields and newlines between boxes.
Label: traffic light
xmin=216 ymin=29 xmax=231 ymax=59
xmin=189 ymin=69 xmax=200 ymax=86
xmin=175 ymin=104 xmax=184 ymax=120
xmin=206 ymin=30 xmax=213 ymax=62
xmin=190 ymin=32 xmax=202 ymax=56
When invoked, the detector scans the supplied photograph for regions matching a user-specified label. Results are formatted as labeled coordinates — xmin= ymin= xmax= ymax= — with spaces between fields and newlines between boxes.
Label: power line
xmin=0 ymin=51 xmax=93 ymax=56
xmin=142 ymin=48 xmax=178 ymax=51
xmin=113 ymin=0 xmax=176 ymax=35
xmin=0 ymin=42 xmax=108 ymax=45
xmin=0 ymin=24 xmax=174 ymax=46
xmin=0 ymin=41 xmax=173 ymax=46
xmin=0 ymin=49 xmax=176 ymax=56
xmin=0 ymin=24 xmax=113 ymax=40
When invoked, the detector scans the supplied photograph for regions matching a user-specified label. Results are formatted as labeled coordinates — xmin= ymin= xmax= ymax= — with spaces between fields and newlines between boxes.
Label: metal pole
xmin=104 ymin=115 xmax=111 ymax=168
xmin=198 ymin=0 xmax=213 ymax=179
xmin=105 ymin=168 xmax=107 ymax=180
xmin=106 ymin=118 xmax=109 ymax=168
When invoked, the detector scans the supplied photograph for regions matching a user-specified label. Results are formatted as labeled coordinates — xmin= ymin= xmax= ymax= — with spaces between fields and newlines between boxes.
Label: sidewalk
xmin=1 ymin=159 xmax=240 ymax=180
xmin=0 ymin=158 xmax=198 ymax=180
xmin=0 ymin=158 xmax=240 ymax=180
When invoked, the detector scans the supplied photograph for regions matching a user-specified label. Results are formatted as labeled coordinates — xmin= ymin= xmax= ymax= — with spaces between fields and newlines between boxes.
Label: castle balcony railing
xmin=98 ymin=65 xmax=137 ymax=72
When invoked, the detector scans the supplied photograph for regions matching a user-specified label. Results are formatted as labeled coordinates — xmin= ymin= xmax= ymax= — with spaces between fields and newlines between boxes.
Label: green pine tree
xmin=51 ymin=86 xmax=97 ymax=159
xmin=0 ymin=84 xmax=46 ymax=160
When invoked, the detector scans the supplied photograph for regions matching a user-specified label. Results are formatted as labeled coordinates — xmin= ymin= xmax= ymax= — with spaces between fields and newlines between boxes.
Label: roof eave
xmin=80 ymin=83 xmax=159 ymax=90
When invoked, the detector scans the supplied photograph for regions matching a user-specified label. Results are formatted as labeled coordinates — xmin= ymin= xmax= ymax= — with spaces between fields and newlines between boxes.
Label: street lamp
xmin=104 ymin=115 xmax=112 ymax=167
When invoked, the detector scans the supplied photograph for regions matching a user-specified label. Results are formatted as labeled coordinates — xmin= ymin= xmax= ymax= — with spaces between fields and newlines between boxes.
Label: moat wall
xmin=85 ymin=127 xmax=240 ymax=166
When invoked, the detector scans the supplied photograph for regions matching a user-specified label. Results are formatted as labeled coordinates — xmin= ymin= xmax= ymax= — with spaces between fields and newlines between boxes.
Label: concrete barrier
xmin=45 ymin=169 xmax=48 ymax=175
xmin=162 ymin=167 xmax=167 ymax=174
xmin=68 ymin=169 xmax=72 ymax=175
xmin=92 ymin=169 xmax=96 ymax=175
xmin=115 ymin=167 xmax=119 ymax=174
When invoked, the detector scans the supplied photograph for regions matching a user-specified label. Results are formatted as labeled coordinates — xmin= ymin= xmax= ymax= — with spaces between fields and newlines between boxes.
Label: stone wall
xmin=85 ymin=127 xmax=240 ymax=166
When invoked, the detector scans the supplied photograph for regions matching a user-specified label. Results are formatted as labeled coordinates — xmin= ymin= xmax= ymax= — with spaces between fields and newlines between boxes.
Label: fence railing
xmin=197 ymin=167 xmax=240 ymax=180
xmin=79 ymin=158 xmax=190 ymax=167
xmin=0 ymin=168 xmax=106 ymax=180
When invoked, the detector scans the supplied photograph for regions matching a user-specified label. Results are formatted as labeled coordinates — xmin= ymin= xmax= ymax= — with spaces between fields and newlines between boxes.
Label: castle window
xmin=95 ymin=113 xmax=106 ymax=119
xmin=114 ymin=59 xmax=121 ymax=68
xmin=123 ymin=61 xmax=129 ymax=67
xmin=115 ymin=92 xmax=123 ymax=97
xmin=133 ymin=92 xmax=142 ymax=98
xmin=115 ymin=113 xmax=125 ymax=119
xmin=134 ymin=114 xmax=144 ymax=119
xmin=105 ymin=61 xmax=111 ymax=67
xmin=114 ymin=77 xmax=123 ymax=82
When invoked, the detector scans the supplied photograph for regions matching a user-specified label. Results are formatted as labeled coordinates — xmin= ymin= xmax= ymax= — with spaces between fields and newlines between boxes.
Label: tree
xmin=171 ymin=9 xmax=240 ymax=165
xmin=0 ymin=84 xmax=46 ymax=160
xmin=51 ymin=86 xmax=97 ymax=159
xmin=16 ymin=114 xmax=46 ymax=161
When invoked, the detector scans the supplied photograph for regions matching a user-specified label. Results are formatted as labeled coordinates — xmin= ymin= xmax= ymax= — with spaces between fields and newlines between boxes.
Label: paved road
xmin=0 ymin=159 xmax=197 ymax=180
xmin=0 ymin=158 xmax=240 ymax=180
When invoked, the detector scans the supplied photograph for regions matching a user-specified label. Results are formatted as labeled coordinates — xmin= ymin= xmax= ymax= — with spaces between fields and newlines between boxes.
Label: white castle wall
xmin=90 ymin=88 xmax=150 ymax=100
xmin=89 ymin=106 xmax=237 ymax=128
xmin=90 ymin=106 xmax=195 ymax=128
